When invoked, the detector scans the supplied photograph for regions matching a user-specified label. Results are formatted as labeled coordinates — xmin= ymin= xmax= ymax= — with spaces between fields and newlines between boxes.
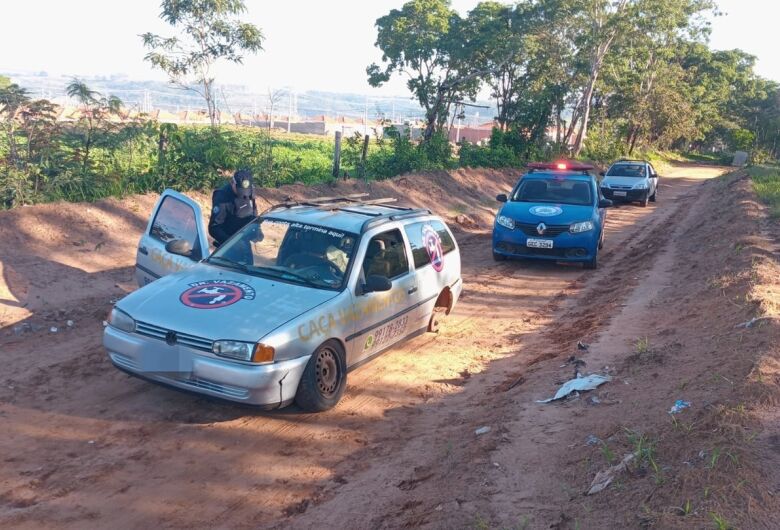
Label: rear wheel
xmin=428 ymin=307 xmax=447 ymax=333
xmin=295 ymin=340 xmax=346 ymax=412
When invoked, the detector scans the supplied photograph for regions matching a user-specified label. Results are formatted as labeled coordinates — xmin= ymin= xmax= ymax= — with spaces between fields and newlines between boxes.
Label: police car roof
xmin=264 ymin=201 xmax=432 ymax=234
xmin=522 ymin=171 xmax=595 ymax=182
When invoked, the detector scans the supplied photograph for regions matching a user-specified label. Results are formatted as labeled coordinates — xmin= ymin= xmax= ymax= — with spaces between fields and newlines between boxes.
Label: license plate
xmin=527 ymin=238 xmax=554 ymax=249
xmin=613 ymin=191 xmax=627 ymax=197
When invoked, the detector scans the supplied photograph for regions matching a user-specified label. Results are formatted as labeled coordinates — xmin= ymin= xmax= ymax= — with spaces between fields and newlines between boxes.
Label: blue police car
xmin=492 ymin=162 xmax=613 ymax=269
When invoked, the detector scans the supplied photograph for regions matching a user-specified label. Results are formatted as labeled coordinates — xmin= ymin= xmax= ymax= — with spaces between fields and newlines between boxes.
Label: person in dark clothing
xmin=209 ymin=169 xmax=258 ymax=247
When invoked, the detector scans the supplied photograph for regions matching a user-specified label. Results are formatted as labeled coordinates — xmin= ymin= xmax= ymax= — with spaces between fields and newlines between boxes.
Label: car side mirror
xmin=599 ymin=171 xmax=606 ymax=177
xmin=165 ymin=239 xmax=194 ymax=258
xmin=496 ymin=193 xmax=508 ymax=203
xmin=363 ymin=275 xmax=392 ymax=294
xmin=599 ymin=199 xmax=614 ymax=208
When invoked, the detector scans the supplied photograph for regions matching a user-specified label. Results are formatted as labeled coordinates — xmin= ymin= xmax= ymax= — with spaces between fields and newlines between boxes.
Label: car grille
xmin=496 ymin=241 xmax=589 ymax=258
xmin=171 ymin=377 xmax=250 ymax=399
xmin=514 ymin=222 xmax=569 ymax=237
xmin=135 ymin=321 xmax=213 ymax=352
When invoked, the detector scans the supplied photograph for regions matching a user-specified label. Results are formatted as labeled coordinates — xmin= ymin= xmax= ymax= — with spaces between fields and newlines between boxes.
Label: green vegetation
xmin=750 ymin=166 xmax=780 ymax=217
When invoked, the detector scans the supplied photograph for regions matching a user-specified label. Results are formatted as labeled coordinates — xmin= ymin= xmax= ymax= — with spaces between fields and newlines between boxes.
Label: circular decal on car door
xmin=422 ymin=224 xmax=444 ymax=272
xmin=180 ymin=280 xmax=256 ymax=309
xmin=529 ymin=205 xmax=563 ymax=217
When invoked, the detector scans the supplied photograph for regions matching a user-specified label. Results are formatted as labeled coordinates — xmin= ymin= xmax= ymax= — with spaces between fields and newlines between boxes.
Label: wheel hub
xmin=315 ymin=349 xmax=339 ymax=396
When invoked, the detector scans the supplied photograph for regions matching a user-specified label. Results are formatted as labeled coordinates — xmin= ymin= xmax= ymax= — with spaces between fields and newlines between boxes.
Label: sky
xmin=1 ymin=0 xmax=778 ymax=97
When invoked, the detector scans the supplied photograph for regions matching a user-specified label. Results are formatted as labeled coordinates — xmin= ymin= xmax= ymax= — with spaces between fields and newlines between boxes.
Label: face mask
xmin=234 ymin=184 xmax=254 ymax=218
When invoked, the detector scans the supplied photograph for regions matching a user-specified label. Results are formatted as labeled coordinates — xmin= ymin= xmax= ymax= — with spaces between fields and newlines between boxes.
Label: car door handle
xmin=138 ymin=246 xmax=148 ymax=255
xmin=407 ymin=287 xmax=418 ymax=294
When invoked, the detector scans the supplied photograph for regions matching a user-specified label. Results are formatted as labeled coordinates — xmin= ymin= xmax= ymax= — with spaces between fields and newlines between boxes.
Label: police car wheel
xmin=493 ymin=251 xmax=506 ymax=262
xmin=295 ymin=340 xmax=347 ymax=412
xmin=650 ymin=189 xmax=657 ymax=202
xmin=598 ymin=231 xmax=605 ymax=250
xmin=584 ymin=252 xmax=598 ymax=270
xmin=640 ymin=196 xmax=649 ymax=207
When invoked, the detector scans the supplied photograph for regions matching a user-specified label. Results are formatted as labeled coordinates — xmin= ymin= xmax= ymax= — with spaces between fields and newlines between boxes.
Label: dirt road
xmin=3 ymin=163 xmax=772 ymax=529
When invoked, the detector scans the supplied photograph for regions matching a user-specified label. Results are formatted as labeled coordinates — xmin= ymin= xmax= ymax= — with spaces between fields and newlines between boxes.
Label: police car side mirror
xmin=496 ymin=193 xmax=508 ymax=203
xmin=165 ymin=239 xmax=194 ymax=258
xmin=363 ymin=275 xmax=392 ymax=294
xmin=598 ymin=199 xmax=614 ymax=208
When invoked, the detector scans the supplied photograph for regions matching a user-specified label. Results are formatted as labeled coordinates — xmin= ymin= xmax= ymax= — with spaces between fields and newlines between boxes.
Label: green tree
xmin=66 ymin=79 xmax=123 ymax=173
xmin=142 ymin=0 xmax=264 ymax=127
xmin=367 ymin=0 xmax=486 ymax=141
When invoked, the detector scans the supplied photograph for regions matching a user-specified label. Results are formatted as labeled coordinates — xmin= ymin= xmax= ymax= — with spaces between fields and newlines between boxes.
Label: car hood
xmin=116 ymin=263 xmax=338 ymax=342
xmin=601 ymin=176 xmax=646 ymax=187
xmin=500 ymin=201 xmax=595 ymax=224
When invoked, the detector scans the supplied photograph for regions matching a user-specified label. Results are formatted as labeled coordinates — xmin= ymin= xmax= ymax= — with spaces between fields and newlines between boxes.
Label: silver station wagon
xmin=104 ymin=191 xmax=462 ymax=411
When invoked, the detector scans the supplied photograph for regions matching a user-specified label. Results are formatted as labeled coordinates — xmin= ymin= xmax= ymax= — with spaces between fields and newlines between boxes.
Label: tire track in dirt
xmin=0 ymin=165 xmax=726 ymax=529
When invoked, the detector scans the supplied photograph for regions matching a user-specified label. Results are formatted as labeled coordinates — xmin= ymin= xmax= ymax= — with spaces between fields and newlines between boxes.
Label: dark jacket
xmin=208 ymin=183 xmax=257 ymax=246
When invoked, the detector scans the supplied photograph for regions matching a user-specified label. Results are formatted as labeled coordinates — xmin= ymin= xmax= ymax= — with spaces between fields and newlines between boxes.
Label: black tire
xmin=650 ymin=189 xmax=657 ymax=202
xmin=295 ymin=340 xmax=347 ymax=412
xmin=598 ymin=230 xmax=605 ymax=250
xmin=493 ymin=251 xmax=506 ymax=262
xmin=428 ymin=307 xmax=446 ymax=333
xmin=640 ymin=195 xmax=649 ymax=207
xmin=584 ymin=251 xmax=598 ymax=270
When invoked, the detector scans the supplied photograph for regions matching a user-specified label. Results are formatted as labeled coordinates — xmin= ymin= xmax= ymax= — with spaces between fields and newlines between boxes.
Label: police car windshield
xmin=511 ymin=177 xmax=593 ymax=206
xmin=210 ymin=218 xmax=358 ymax=290
xmin=606 ymin=164 xmax=645 ymax=177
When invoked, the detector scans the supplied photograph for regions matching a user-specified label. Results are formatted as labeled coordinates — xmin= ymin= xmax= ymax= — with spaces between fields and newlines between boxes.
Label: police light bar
xmin=527 ymin=161 xmax=595 ymax=171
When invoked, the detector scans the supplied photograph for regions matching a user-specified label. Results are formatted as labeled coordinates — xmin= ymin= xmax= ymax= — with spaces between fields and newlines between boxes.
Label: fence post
xmin=360 ymin=134 xmax=370 ymax=182
xmin=332 ymin=131 xmax=342 ymax=178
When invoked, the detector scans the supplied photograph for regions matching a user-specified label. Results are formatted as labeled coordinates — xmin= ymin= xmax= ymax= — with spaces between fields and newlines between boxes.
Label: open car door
xmin=135 ymin=189 xmax=210 ymax=287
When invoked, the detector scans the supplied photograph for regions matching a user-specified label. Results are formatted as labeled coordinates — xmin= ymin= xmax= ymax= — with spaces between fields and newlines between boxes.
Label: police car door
xmin=347 ymin=227 xmax=416 ymax=367
xmin=135 ymin=189 xmax=210 ymax=287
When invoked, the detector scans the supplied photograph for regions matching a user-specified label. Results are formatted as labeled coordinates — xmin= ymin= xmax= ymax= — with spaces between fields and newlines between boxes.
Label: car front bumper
xmin=601 ymin=188 xmax=649 ymax=202
xmin=104 ymin=326 xmax=309 ymax=407
xmin=492 ymin=226 xmax=598 ymax=262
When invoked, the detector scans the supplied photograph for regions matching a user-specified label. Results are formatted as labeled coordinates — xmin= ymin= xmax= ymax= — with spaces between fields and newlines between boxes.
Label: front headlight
xmin=633 ymin=181 xmax=648 ymax=190
xmin=108 ymin=307 xmax=136 ymax=333
xmin=212 ymin=340 xmax=275 ymax=364
xmin=496 ymin=215 xmax=515 ymax=230
xmin=570 ymin=221 xmax=595 ymax=233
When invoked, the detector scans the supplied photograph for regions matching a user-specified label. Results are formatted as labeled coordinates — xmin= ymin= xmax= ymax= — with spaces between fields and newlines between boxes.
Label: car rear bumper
xmin=601 ymin=188 xmax=649 ymax=202
xmin=492 ymin=228 xmax=598 ymax=262
xmin=104 ymin=326 xmax=309 ymax=407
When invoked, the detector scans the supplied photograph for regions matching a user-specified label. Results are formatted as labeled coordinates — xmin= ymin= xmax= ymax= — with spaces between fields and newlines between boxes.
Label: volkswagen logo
xmin=536 ymin=223 xmax=547 ymax=235
xmin=165 ymin=330 xmax=178 ymax=346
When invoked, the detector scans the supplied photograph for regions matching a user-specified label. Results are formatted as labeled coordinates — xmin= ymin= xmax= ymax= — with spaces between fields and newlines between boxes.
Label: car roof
xmin=610 ymin=160 xmax=648 ymax=166
xmin=522 ymin=171 xmax=595 ymax=182
xmin=263 ymin=197 xmax=433 ymax=234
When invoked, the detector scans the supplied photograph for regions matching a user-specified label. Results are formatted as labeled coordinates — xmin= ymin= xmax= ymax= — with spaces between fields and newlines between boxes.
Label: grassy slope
xmin=749 ymin=165 xmax=780 ymax=217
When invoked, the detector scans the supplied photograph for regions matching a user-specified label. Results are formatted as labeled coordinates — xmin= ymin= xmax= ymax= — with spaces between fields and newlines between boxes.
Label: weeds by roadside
xmin=750 ymin=165 xmax=780 ymax=217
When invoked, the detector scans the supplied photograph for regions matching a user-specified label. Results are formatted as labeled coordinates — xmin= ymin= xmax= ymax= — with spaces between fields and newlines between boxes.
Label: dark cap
xmin=233 ymin=169 xmax=254 ymax=190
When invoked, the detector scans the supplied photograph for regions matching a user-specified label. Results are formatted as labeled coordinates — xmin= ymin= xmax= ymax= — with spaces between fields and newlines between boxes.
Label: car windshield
xmin=209 ymin=218 xmax=358 ymax=290
xmin=511 ymin=178 xmax=593 ymax=206
xmin=607 ymin=164 xmax=646 ymax=178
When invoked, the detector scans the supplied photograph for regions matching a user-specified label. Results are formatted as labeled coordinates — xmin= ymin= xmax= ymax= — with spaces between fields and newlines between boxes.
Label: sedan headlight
xmin=108 ymin=307 xmax=136 ymax=333
xmin=633 ymin=181 xmax=649 ymax=190
xmin=496 ymin=215 xmax=515 ymax=230
xmin=570 ymin=221 xmax=595 ymax=234
xmin=212 ymin=340 xmax=275 ymax=364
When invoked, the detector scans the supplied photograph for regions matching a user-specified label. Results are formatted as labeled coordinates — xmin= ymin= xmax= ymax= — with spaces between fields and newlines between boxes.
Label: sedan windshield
xmin=511 ymin=178 xmax=593 ymax=206
xmin=209 ymin=218 xmax=358 ymax=290
xmin=606 ymin=164 xmax=646 ymax=178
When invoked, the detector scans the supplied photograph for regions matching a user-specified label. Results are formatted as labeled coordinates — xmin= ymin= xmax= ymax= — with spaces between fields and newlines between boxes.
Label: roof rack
xmin=360 ymin=208 xmax=433 ymax=233
xmin=260 ymin=194 xmax=429 ymax=231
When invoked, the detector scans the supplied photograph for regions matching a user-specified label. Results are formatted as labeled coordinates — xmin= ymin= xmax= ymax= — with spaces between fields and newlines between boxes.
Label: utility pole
xmin=332 ymin=131 xmax=342 ymax=178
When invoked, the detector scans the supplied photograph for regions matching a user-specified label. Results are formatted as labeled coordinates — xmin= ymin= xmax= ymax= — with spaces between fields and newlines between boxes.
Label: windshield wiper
xmin=251 ymin=266 xmax=323 ymax=288
xmin=207 ymin=256 xmax=250 ymax=273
